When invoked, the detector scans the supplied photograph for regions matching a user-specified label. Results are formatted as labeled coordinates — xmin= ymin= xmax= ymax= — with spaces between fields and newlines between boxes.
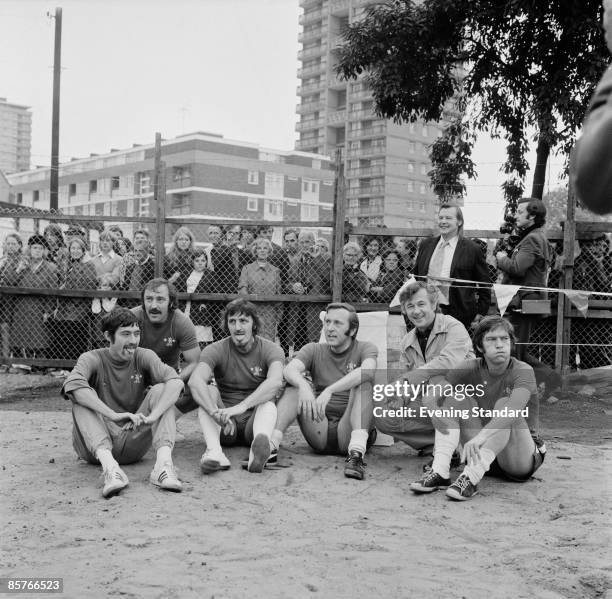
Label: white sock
xmin=463 ymin=447 xmax=497 ymax=485
xmin=198 ymin=407 xmax=222 ymax=453
xmin=348 ymin=429 xmax=369 ymax=456
xmin=270 ymin=429 xmax=283 ymax=452
xmin=95 ymin=448 xmax=117 ymax=471
xmin=431 ymin=428 xmax=460 ymax=479
xmin=155 ymin=445 xmax=172 ymax=467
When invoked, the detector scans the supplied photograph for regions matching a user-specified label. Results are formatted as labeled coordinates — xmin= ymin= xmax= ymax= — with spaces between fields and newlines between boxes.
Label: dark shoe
xmin=410 ymin=470 xmax=451 ymax=494
xmin=446 ymin=473 xmax=478 ymax=501
xmin=344 ymin=450 xmax=366 ymax=480
xmin=248 ymin=434 xmax=271 ymax=473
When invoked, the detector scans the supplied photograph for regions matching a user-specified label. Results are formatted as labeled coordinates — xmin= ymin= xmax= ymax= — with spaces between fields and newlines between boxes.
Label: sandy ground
xmin=1 ymin=375 xmax=611 ymax=599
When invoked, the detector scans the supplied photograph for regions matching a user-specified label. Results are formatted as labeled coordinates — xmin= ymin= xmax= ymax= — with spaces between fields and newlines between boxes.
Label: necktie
xmin=427 ymin=241 xmax=450 ymax=304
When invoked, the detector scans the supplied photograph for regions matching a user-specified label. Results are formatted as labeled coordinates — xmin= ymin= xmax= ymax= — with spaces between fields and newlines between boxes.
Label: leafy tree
xmin=335 ymin=0 xmax=609 ymax=212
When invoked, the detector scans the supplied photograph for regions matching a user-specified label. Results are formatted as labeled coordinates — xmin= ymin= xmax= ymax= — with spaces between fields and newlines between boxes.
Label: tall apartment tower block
xmin=0 ymin=98 xmax=32 ymax=174
xmin=296 ymin=0 xmax=445 ymax=228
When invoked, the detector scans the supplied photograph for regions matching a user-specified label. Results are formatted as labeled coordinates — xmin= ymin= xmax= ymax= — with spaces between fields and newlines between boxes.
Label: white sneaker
xmin=199 ymin=449 xmax=231 ymax=474
xmin=102 ymin=465 xmax=129 ymax=498
xmin=150 ymin=462 xmax=182 ymax=492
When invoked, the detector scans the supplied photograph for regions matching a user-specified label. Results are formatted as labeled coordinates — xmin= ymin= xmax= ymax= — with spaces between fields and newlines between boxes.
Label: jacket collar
xmin=404 ymin=313 xmax=450 ymax=352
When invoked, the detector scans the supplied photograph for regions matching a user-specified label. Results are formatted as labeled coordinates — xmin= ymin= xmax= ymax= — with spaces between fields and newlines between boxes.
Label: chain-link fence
xmin=0 ymin=203 xmax=610 ymax=374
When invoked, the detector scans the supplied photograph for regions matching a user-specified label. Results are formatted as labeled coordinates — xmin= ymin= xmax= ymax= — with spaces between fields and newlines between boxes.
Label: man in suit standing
xmin=414 ymin=204 xmax=491 ymax=331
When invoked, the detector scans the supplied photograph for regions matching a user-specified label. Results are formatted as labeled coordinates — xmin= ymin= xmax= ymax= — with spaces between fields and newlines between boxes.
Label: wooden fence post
xmin=153 ymin=133 xmax=166 ymax=278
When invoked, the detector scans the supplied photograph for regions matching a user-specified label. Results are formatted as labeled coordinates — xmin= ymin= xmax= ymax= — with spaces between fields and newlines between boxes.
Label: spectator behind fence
xmin=113 ymin=236 xmax=132 ymax=258
xmin=414 ymin=203 xmax=491 ymax=331
xmin=360 ymin=236 xmax=383 ymax=285
xmin=369 ymin=250 xmax=406 ymax=303
xmin=119 ymin=228 xmax=151 ymax=288
xmin=11 ymin=235 xmax=59 ymax=360
xmin=181 ymin=249 xmax=215 ymax=344
xmin=164 ymin=226 xmax=196 ymax=291
xmin=44 ymin=224 xmax=69 ymax=280
xmin=0 ymin=233 xmax=27 ymax=362
xmin=286 ymin=230 xmax=331 ymax=351
xmin=495 ymin=198 xmax=561 ymax=397
xmin=91 ymin=230 xmax=122 ymax=314
xmin=316 ymin=238 xmax=330 ymax=259
xmin=207 ymin=224 xmax=248 ymax=341
xmin=394 ymin=237 xmax=418 ymax=275
xmin=257 ymin=225 xmax=290 ymax=287
xmin=283 ymin=228 xmax=300 ymax=260
xmin=341 ymin=242 xmax=370 ymax=303
xmin=238 ymin=237 xmax=282 ymax=341
xmin=240 ymin=226 xmax=257 ymax=251
xmin=571 ymin=235 xmax=612 ymax=369
xmin=123 ymin=240 xmax=155 ymax=308
xmin=52 ymin=238 xmax=98 ymax=361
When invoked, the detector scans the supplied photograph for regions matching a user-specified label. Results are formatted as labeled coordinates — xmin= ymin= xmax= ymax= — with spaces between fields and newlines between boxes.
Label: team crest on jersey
xmin=130 ymin=372 xmax=143 ymax=384
xmin=250 ymin=365 xmax=263 ymax=376
xmin=346 ymin=361 xmax=357 ymax=373
xmin=164 ymin=336 xmax=176 ymax=347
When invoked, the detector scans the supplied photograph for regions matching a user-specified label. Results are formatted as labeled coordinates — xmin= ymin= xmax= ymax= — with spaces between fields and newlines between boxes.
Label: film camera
xmin=497 ymin=214 xmax=520 ymax=254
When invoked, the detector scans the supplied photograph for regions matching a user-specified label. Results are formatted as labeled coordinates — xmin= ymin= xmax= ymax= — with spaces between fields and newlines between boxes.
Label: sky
xmin=0 ymin=0 xmax=571 ymax=228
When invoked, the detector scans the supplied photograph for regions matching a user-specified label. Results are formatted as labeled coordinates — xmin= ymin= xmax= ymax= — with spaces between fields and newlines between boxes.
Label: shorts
xmin=487 ymin=437 xmax=546 ymax=482
xmin=220 ymin=408 xmax=256 ymax=447
xmin=318 ymin=418 xmax=377 ymax=456
xmin=175 ymin=385 xmax=198 ymax=414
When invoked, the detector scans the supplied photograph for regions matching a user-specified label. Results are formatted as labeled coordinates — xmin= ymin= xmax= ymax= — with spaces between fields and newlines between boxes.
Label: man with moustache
xmin=131 ymin=278 xmax=201 ymax=413
xmin=188 ymin=298 xmax=284 ymax=474
xmin=62 ymin=307 xmax=183 ymax=498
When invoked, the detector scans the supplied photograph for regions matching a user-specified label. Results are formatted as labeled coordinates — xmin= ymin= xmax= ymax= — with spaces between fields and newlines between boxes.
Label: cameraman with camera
xmin=495 ymin=198 xmax=560 ymax=400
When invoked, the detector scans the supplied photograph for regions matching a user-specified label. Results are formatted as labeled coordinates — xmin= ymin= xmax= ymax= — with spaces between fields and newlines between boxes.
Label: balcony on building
xmin=348 ymin=124 xmax=386 ymax=140
xmin=297 ymin=62 xmax=327 ymax=79
xmin=347 ymin=144 xmax=386 ymax=158
xmin=345 ymin=164 xmax=385 ymax=178
xmin=298 ymin=22 xmax=328 ymax=44
xmin=298 ymin=42 xmax=328 ymax=61
xmin=348 ymin=108 xmax=380 ymax=121
xmin=297 ymin=80 xmax=326 ymax=96
xmin=296 ymin=117 xmax=324 ymax=132
xmin=298 ymin=8 xmax=324 ymax=26
xmin=297 ymin=100 xmax=326 ymax=115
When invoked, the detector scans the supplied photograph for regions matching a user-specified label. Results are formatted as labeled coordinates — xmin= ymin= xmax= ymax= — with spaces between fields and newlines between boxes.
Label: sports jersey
xmin=62 ymin=347 xmax=180 ymax=413
xmin=445 ymin=357 xmax=537 ymax=426
xmin=200 ymin=336 xmax=284 ymax=406
xmin=294 ymin=340 xmax=378 ymax=415
xmin=131 ymin=306 xmax=198 ymax=370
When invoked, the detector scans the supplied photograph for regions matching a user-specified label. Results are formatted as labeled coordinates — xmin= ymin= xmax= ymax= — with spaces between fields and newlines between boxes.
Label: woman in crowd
xmin=369 ymin=250 xmax=406 ymax=303
xmin=342 ymin=241 xmax=370 ymax=303
xmin=113 ymin=236 xmax=133 ymax=258
xmin=164 ymin=226 xmax=196 ymax=291
xmin=238 ymin=237 xmax=282 ymax=341
xmin=0 ymin=233 xmax=27 ymax=362
xmin=181 ymin=249 xmax=214 ymax=345
xmin=43 ymin=224 xmax=69 ymax=281
xmin=52 ymin=237 xmax=98 ymax=360
xmin=90 ymin=230 xmax=122 ymax=344
xmin=360 ymin=236 xmax=383 ymax=285
xmin=11 ymin=235 xmax=59 ymax=359
xmin=394 ymin=237 xmax=418 ymax=275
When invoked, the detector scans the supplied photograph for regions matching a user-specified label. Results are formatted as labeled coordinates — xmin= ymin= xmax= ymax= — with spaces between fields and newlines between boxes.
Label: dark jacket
xmin=572 ymin=64 xmax=612 ymax=215
xmin=497 ymin=226 xmax=551 ymax=308
xmin=286 ymin=253 xmax=331 ymax=295
xmin=415 ymin=236 xmax=492 ymax=327
xmin=342 ymin=265 xmax=370 ymax=303
xmin=210 ymin=245 xmax=249 ymax=294
xmin=370 ymin=268 xmax=405 ymax=303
